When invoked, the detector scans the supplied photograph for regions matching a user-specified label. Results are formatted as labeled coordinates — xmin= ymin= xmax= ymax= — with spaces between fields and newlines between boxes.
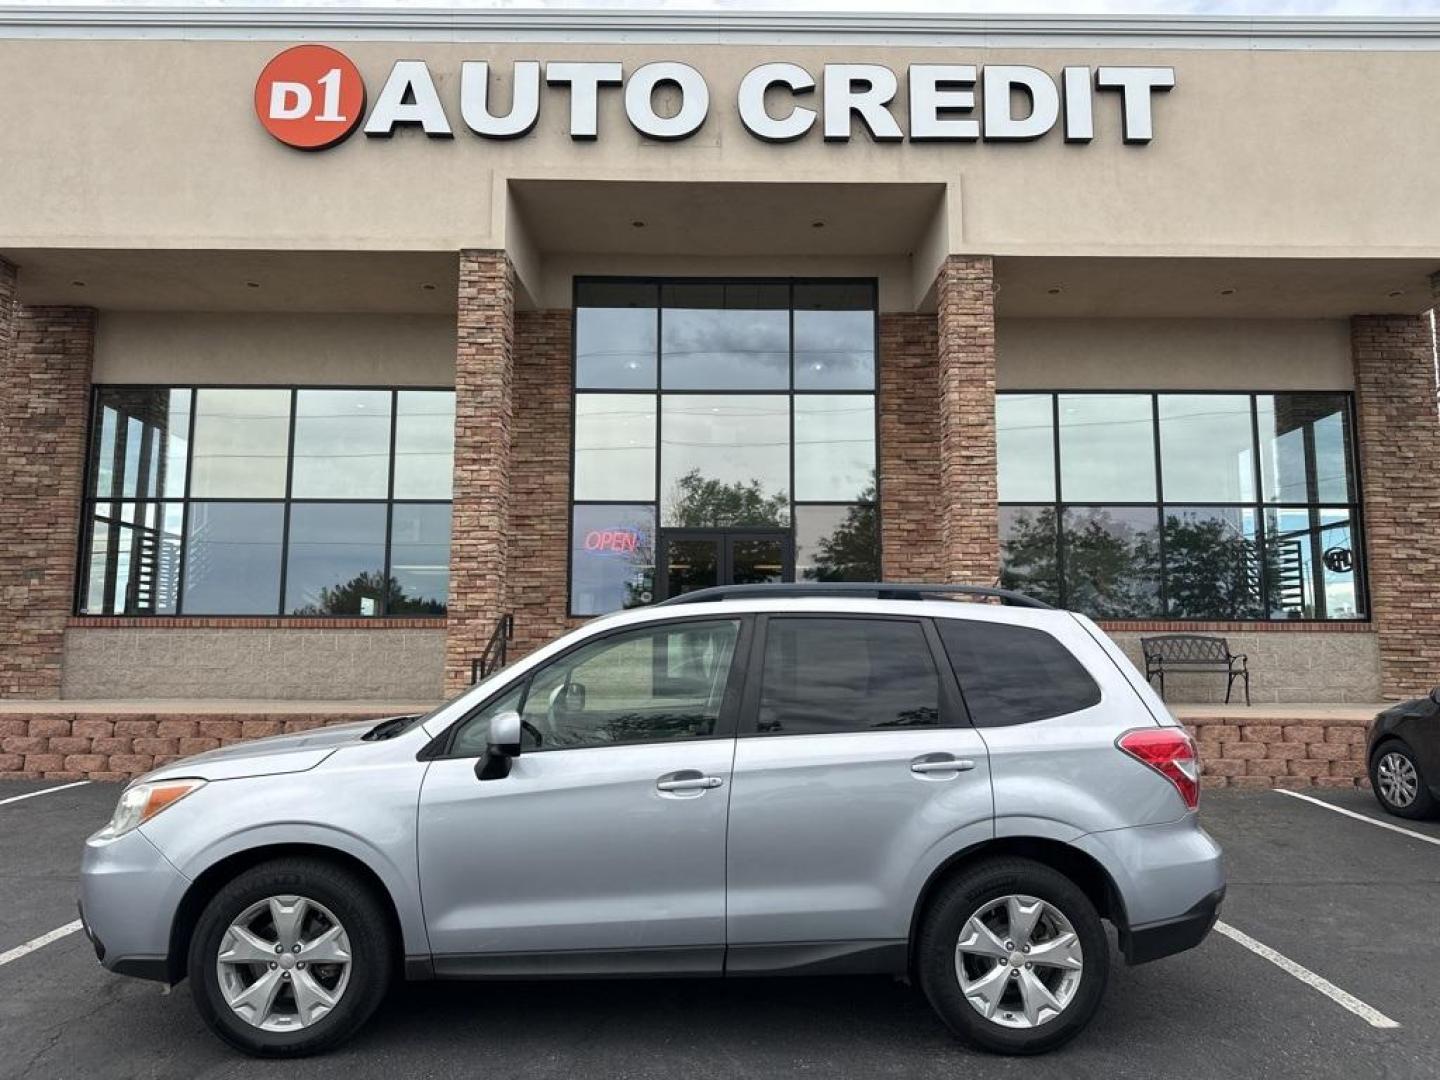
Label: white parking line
xmin=0 ymin=921 xmax=84 ymax=968
xmin=0 ymin=781 xmax=89 ymax=807
xmin=1214 ymin=921 xmax=1400 ymax=1029
xmin=1274 ymin=788 xmax=1440 ymax=849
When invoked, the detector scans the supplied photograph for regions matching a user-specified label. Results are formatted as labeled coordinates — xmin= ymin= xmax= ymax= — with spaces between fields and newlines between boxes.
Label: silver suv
xmin=79 ymin=584 xmax=1224 ymax=1058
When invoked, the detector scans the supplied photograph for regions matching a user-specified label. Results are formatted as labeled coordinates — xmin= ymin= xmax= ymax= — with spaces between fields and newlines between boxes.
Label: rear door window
xmin=756 ymin=617 xmax=941 ymax=735
xmin=937 ymin=619 xmax=1100 ymax=727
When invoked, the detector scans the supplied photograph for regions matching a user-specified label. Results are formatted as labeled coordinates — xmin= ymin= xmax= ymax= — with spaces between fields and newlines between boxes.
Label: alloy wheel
xmin=215 ymin=895 xmax=353 ymax=1032
xmin=1377 ymin=751 xmax=1419 ymax=808
xmin=954 ymin=894 xmax=1084 ymax=1030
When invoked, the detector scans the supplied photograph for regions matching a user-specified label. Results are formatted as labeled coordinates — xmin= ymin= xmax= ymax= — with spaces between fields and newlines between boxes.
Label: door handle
xmin=656 ymin=771 xmax=723 ymax=793
xmin=910 ymin=755 xmax=977 ymax=776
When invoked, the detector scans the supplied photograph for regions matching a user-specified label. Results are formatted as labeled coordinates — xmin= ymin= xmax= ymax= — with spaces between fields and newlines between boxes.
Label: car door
xmin=417 ymin=615 xmax=749 ymax=974
xmin=724 ymin=614 xmax=993 ymax=967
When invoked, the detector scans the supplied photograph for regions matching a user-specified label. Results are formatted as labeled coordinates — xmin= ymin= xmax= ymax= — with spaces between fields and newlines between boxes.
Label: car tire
xmin=1370 ymin=740 xmax=1438 ymax=820
xmin=188 ymin=857 xmax=394 ymax=1057
xmin=916 ymin=857 xmax=1108 ymax=1055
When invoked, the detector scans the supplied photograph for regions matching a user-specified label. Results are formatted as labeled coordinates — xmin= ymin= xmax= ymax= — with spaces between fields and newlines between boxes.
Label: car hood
xmin=140 ymin=718 xmax=391 ymax=783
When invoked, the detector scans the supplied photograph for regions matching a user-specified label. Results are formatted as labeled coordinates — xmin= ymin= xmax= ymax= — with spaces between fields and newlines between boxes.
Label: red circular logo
xmin=254 ymin=45 xmax=365 ymax=150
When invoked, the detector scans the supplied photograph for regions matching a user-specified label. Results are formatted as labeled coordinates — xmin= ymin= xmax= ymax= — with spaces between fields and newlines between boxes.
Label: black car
xmin=1367 ymin=689 xmax=1440 ymax=819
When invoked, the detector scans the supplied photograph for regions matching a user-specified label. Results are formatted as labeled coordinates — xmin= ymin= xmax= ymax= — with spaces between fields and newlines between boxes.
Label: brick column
xmin=444 ymin=251 xmax=515 ymax=693
xmin=0 ymin=257 xmax=95 ymax=697
xmin=508 ymin=309 xmax=576 ymax=658
xmin=1352 ymin=313 xmax=1440 ymax=699
xmin=879 ymin=312 xmax=944 ymax=581
xmin=936 ymin=255 xmax=999 ymax=585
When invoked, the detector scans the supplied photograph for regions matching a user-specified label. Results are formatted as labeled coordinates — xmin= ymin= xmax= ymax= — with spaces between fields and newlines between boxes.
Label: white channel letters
xmin=359 ymin=60 xmax=1174 ymax=145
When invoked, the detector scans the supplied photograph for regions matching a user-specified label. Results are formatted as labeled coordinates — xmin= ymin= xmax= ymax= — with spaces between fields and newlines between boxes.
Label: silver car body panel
xmin=726 ymin=728 xmax=992 ymax=945
xmin=135 ymin=733 xmax=434 ymax=959
xmin=418 ymin=738 xmax=734 ymax=960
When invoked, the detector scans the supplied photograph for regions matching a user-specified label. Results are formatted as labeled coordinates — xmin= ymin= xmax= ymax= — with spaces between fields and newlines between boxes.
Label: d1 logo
xmin=255 ymin=44 xmax=365 ymax=150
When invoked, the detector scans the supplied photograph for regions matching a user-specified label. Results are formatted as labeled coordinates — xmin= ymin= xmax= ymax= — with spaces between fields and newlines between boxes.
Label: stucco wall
xmin=60 ymin=627 xmax=446 ymax=701
xmin=1106 ymin=629 xmax=1380 ymax=704
xmin=2 ymin=37 xmax=1439 ymax=260
xmin=93 ymin=310 xmax=457 ymax=385
xmin=997 ymin=317 xmax=1353 ymax=390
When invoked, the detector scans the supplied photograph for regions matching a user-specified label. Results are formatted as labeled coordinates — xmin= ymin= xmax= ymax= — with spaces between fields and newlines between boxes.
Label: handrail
xmin=656 ymin=582 xmax=1052 ymax=609
xmin=470 ymin=613 xmax=515 ymax=685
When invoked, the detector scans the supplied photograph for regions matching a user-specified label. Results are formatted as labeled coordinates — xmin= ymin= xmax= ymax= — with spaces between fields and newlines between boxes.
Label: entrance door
xmin=657 ymin=530 xmax=793 ymax=599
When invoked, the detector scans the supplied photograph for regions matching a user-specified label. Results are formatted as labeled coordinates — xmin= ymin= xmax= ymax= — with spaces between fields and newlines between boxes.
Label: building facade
xmin=2 ymin=8 xmax=1439 ymax=718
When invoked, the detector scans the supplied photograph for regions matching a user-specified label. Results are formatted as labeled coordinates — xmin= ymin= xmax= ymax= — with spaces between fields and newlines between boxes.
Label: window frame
xmin=76 ymin=382 xmax=456 ymax=619
xmin=431 ymin=613 xmax=754 ymax=759
xmin=567 ymin=276 xmax=883 ymax=618
xmin=996 ymin=388 xmax=1369 ymax=623
xmin=736 ymin=613 xmax=971 ymax=738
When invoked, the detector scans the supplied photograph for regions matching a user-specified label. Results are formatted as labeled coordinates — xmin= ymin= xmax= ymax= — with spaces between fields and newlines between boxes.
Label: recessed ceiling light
xmin=1387 ymin=289 xmax=1405 ymax=298
xmin=631 ymin=220 xmax=646 ymax=228
xmin=420 ymin=282 xmax=437 ymax=292
xmin=1218 ymin=287 xmax=1237 ymax=296
xmin=70 ymin=280 xmax=86 ymax=288
xmin=1047 ymin=286 xmax=1063 ymax=295
xmin=245 ymin=280 xmax=261 ymax=289
xmin=811 ymin=220 xmax=825 ymax=228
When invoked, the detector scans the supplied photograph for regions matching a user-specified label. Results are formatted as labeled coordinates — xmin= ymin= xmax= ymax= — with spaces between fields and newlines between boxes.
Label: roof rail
xmin=655 ymin=582 xmax=1053 ymax=609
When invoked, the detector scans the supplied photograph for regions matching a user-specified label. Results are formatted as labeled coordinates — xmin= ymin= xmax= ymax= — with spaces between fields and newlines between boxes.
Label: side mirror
xmin=475 ymin=710 xmax=523 ymax=781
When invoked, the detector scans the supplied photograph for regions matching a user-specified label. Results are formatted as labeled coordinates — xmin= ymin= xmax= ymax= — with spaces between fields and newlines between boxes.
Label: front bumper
xmin=79 ymin=825 xmax=191 ymax=983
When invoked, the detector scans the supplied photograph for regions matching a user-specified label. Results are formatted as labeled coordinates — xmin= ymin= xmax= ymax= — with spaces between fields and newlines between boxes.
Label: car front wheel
xmin=1371 ymin=741 xmax=1438 ymax=820
xmin=916 ymin=857 xmax=1108 ymax=1055
xmin=188 ymin=857 xmax=394 ymax=1057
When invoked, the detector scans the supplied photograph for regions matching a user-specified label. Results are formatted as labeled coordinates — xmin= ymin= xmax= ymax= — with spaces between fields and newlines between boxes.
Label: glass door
xmin=657 ymin=529 xmax=793 ymax=600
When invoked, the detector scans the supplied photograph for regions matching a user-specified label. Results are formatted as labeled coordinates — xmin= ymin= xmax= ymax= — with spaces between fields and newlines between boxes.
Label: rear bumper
xmin=1120 ymin=886 xmax=1225 ymax=965
xmin=1072 ymin=814 xmax=1225 ymax=965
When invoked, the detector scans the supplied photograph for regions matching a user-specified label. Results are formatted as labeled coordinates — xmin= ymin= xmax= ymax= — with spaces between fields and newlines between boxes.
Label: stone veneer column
xmin=444 ymin=251 xmax=515 ymax=693
xmin=935 ymin=255 xmax=1000 ymax=585
xmin=507 ymin=309 xmax=576 ymax=658
xmin=878 ymin=312 xmax=945 ymax=580
xmin=1352 ymin=313 xmax=1440 ymax=699
xmin=0 ymin=256 xmax=96 ymax=697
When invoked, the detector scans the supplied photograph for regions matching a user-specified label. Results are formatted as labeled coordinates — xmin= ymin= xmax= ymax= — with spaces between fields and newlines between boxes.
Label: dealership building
xmin=1 ymin=6 xmax=1439 ymax=780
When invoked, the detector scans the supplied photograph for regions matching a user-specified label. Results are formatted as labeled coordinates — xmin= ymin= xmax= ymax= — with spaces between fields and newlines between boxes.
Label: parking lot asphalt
xmin=1 ymin=781 xmax=1437 ymax=1080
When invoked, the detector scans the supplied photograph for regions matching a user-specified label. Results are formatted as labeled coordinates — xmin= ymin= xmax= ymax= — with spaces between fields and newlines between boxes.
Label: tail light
xmin=1117 ymin=727 xmax=1200 ymax=809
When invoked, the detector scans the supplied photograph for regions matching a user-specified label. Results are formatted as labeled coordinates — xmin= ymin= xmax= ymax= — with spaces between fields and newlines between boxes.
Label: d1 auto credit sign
xmin=255 ymin=44 xmax=1173 ymax=149
xmin=254 ymin=44 xmax=366 ymax=150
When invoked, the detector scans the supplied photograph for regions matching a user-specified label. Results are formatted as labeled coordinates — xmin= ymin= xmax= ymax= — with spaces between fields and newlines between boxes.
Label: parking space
xmin=1 ymin=783 xmax=1438 ymax=1079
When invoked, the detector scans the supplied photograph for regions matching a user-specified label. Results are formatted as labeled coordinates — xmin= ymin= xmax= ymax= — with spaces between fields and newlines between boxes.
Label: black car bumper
xmin=1122 ymin=886 xmax=1225 ymax=966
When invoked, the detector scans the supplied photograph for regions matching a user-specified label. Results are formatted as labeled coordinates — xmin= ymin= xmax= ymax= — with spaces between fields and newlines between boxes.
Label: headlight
xmin=98 ymin=779 xmax=206 ymax=839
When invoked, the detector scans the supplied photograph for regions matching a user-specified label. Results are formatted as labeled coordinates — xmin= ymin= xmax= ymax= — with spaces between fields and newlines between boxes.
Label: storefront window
xmin=660 ymin=282 xmax=789 ymax=390
xmin=571 ymin=504 xmax=656 ymax=614
xmin=572 ymin=278 xmax=878 ymax=616
xmin=80 ymin=386 xmax=455 ymax=617
xmin=999 ymin=391 xmax=1365 ymax=621
xmin=575 ymin=282 xmax=658 ymax=389
xmin=1058 ymin=393 xmax=1156 ymax=501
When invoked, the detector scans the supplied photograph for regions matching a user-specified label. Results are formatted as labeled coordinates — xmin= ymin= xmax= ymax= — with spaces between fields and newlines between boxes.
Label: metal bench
xmin=1140 ymin=634 xmax=1250 ymax=705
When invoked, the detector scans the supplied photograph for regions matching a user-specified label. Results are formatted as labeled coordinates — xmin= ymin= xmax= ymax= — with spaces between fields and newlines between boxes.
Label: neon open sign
xmin=584 ymin=529 xmax=644 ymax=555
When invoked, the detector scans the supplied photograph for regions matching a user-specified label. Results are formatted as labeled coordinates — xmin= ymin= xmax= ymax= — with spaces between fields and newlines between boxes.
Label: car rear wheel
xmin=1371 ymin=741 xmax=1437 ymax=820
xmin=916 ymin=857 xmax=1108 ymax=1055
xmin=188 ymin=858 xmax=393 ymax=1057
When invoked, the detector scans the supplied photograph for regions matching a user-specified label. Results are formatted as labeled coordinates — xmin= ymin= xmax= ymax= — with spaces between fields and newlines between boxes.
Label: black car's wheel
xmin=1370 ymin=740 xmax=1438 ymax=820
xmin=916 ymin=857 xmax=1108 ymax=1055
xmin=188 ymin=858 xmax=393 ymax=1057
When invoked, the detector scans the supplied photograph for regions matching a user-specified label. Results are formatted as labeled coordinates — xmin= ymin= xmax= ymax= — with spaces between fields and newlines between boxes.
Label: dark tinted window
xmin=757 ymin=618 xmax=940 ymax=735
xmin=937 ymin=620 xmax=1100 ymax=727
